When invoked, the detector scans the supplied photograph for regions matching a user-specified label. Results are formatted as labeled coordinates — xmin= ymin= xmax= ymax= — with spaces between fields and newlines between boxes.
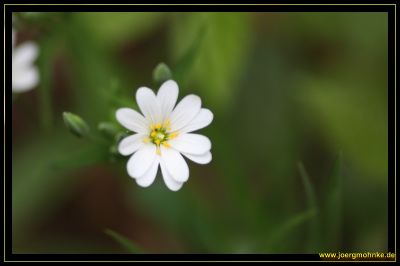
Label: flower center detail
xmin=146 ymin=120 xmax=178 ymax=155
xmin=150 ymin=125 xmax=167 ymax=145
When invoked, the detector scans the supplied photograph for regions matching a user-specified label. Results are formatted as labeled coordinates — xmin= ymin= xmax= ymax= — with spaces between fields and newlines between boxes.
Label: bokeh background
xmin=11 ymin=12 xmax=388 ymax=254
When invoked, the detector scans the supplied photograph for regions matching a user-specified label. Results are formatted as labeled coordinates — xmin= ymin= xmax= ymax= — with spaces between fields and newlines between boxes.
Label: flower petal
xmin=13 ymin=42 xmax=38 ymax=66
xmin=182 ymin=151 xmax=212 ymax=165
xmin=136 ymin=87 xmax=162 ymax=124
xmin=118 ymin=134 xmax=145 ymax=156
xmin=180 ymin=108 xmax=213 ymax=134
xmin=157 ymin=80 xmax=178 ymax=119
xmin=160 ymin=158 xmax=184 ymax=191
xmin=127 ymin=144 xmax=157 ymax=178
xmin=169 ymin=133 xmax=211 ymax=155
xmin=169 ymin=95 xmax=201 ymax=131
xmin=12 ymin=66 xmax=39 ymax=92
xmin=116 ymin=108 xmax=148 ymax=133
xmin=160 ymin=145 xmax=189 ymax=182
xmin=136 ymin=156 xmax=159 ymax=187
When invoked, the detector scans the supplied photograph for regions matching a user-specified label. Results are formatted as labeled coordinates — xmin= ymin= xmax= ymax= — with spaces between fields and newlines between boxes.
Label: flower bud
xmin=63 ymin=112 xmax=90 ymax=138
xmin=97 ymin=122 xmax=118 ymax=138
xmin=153 ymin=62 xmax=172 ymax=85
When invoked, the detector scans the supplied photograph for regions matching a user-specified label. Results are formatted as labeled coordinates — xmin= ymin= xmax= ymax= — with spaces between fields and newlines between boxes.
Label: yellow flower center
xmin=145 ymin=120 xmax=178 ymax=155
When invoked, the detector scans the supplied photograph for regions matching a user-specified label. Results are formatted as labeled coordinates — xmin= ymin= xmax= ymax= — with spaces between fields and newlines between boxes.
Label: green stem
xmin=37 ymin=28 xmax=59 ymax=130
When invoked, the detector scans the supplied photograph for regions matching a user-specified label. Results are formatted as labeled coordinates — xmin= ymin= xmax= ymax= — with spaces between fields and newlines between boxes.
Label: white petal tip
xmin=184 ymin=151 xmax=212 ymax=165
xmin=136 ymin=180 xmax=153 ymax=188
xmin=115 ymin=108 xmax=127 ymax=122
xmin=162 ymin=79 xmax=177 ymax=87
xmin=167 ymin=183 xmax=184 ymax=192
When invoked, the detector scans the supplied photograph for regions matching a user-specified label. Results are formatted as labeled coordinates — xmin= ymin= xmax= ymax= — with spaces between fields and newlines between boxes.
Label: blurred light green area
xmin=11 ymin=12 xmax=389 ymax=254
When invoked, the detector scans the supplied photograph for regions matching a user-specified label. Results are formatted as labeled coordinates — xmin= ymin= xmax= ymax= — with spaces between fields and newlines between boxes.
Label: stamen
xmin=162 ymin=142 xmax=171 ymax=148
xmin=156 ymin=132 xmax=165 ymax=139
xmin=163 ymin=119 xmax=171 ymax=130
xmin=148 ymin=121 xmax=177 ymax=149
xmin=168 ymin=132 xmax=179 ymax=140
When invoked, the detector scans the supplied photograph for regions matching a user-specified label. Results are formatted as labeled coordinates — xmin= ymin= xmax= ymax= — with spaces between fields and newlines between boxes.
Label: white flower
xmin=12 ymin=28 xmax=39 ymax=93
xmin=116 ymin=80 xmax=213 ymax=191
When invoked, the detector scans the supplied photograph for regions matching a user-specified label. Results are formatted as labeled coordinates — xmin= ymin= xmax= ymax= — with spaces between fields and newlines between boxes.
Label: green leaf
xmin=153 ymin=62 xmax=172 ymax=86
xmin=104 ymin=229 xmax=143 ymax=254
xmin=297 ymin=161 xmax=320 ymax=251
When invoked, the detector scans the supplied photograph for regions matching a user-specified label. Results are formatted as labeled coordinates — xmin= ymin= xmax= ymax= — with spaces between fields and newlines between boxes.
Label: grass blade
xmin=104 ymin=229 xmax=143 ymax=254
xmin=265 ymin=208 xmax=317 ymax=251
xmin=297 ymin=161 xmax=320 ymax=251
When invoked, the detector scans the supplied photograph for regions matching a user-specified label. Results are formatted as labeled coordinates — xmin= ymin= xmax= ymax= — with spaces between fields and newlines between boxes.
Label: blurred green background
xmin=11 ymin=12 xmax=388 ymax=254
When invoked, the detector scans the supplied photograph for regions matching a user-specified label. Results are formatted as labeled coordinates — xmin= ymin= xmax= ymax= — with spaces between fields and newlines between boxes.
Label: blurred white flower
xmin=12 ymin=28 xmax=39 ymax=92
xmin=116 ymin=80 xmax=213 ymax=191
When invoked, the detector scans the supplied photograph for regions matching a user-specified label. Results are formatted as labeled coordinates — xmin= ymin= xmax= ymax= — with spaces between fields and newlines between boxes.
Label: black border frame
xmin=3 ymin=2 xmax=396 ymax=262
